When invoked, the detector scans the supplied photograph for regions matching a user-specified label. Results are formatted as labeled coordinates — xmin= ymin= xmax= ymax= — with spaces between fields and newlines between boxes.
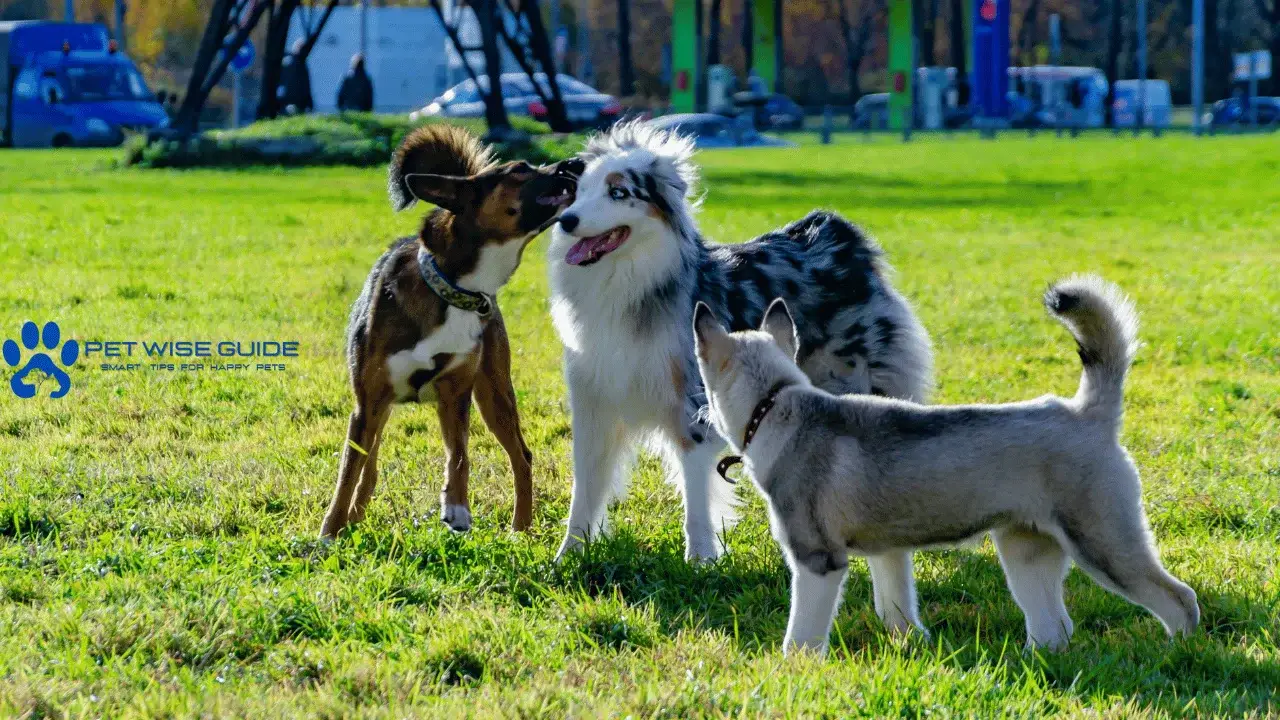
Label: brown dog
xmin=320 ymin=126 xmax=581 ymax=538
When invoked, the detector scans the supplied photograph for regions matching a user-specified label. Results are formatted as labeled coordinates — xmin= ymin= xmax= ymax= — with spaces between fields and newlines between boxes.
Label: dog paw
xmin=554 ymin=533 xmax=586 ymax=562
xmin=440 ymin=503 xmax=472 ymax=533
xmin=3 ymin=320 xmax=79 ymax=399
xmin=684 ymin=542 xmax=724 ymax=564
xmin=878 ymin=609 xmax=929 ymax=640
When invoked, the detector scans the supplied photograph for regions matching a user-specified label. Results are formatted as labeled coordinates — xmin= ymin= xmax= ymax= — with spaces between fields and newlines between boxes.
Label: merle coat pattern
xmin=548 ymin=122 xmax=932 ymax=633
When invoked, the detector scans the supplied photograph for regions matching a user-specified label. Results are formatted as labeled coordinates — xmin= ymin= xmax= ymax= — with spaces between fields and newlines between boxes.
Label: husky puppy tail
xmin=387 ymin=125 xmax=496 ymax=211
xmin=1044 ymin=275 xmax=1139 ymax=420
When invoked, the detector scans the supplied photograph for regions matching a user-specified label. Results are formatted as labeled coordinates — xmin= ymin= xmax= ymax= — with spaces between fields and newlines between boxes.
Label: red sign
xmin=676 ymin=70 xmax=689 ymax=91
xmin=980 ymin=0 xmax=997 ymax=21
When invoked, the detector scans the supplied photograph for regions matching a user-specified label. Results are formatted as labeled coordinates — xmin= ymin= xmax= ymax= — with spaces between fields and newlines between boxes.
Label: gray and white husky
xmin=547 ymin=121 xmax=933 ymax=634
xmin=693 ymin=276 xmax=1199 ymax=655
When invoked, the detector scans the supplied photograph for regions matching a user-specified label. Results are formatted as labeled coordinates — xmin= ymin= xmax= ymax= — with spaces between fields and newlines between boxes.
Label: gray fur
xmin=694 ymin=275 xmax=1199 ymax=655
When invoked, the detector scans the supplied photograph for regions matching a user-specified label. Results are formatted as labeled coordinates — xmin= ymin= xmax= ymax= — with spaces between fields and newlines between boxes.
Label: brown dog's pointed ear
xmin=402 ymin=173 xmax=471 ymax=214
xmin=761 ymin=298 xmax=799 ymax=361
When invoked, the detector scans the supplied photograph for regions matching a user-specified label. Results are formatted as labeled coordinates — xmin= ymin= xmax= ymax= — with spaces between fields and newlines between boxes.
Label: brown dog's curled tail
xmin=387 ymin=125 xmax=496 ymax=211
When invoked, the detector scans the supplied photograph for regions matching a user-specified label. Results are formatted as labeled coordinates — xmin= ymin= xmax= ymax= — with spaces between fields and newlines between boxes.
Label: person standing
xmin=337 ymin=54 xmax=374 ymax=112
xmin=278 ymin=39 xmax=314 ymax=114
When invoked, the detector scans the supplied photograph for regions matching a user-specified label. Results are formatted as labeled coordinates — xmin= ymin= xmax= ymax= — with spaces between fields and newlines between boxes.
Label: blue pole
xmin=1136 ymin=0 xmax=1146 ymax=135
xmin=1191 ymin=0 xmax=1204 ymax=135
xmin=65 ymin=0 xmax=74 ymax=21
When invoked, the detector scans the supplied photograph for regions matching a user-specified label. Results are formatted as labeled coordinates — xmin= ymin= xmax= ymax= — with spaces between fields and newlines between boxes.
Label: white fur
xmin=549 ymin=134 xmax=730 ymax=562
xmin=441 ymin=502 xmax=472 ymax=532
xmin=385 ymin=309 xmax=482 ymax=399
xmin=384 ymin=237 xmax=528 ymax=400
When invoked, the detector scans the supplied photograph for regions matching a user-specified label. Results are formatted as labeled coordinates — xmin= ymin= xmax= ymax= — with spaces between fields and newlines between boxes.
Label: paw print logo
xmin=3 ymin=321 xmax=79 ymax=399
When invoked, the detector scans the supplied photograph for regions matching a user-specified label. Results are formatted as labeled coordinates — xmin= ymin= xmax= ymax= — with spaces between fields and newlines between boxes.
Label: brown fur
xmin=320 ymin=129 xmax=580 ymax=538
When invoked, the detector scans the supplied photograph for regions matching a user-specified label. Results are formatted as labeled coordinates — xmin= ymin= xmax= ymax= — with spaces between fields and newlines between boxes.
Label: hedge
xmin=120 ymin=113 xmax=582 ymax=169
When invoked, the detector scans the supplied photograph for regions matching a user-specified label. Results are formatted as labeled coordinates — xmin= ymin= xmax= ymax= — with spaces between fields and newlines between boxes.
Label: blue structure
xmin=1 ymin=21 xmax=168 ymax=148
xmin=970 ymin=0 xmax=1010 ymax=119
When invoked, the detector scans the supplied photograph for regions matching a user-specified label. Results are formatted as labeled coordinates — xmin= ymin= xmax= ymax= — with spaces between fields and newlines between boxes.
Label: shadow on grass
xmin=702 ymin=168 xmax=1093 ymax=211
xmin=544 ymin=531 xmax=1279 ymax=717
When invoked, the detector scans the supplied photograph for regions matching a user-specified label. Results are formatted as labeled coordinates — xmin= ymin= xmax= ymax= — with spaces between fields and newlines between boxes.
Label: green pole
xmin=671 ymin=0 xmax=698 ymax=112
xmin=887 ymin=0 xmax=914 ymax=130
xmin=750 ymin=0 xmax=777 ymax=91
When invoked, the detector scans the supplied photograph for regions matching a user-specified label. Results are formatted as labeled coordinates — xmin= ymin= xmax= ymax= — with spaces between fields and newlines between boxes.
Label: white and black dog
xmin=546 ymin=122 xmax=934 ymax=631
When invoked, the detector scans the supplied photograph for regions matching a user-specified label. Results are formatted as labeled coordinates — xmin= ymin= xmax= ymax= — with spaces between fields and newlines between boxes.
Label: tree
xmin=1104 ymin=0 xmax=1122 ymax=121
xmin=836 ymin=0 xmax=880 ymax=104
xmin=913 ymin=0 xmax=939 ymax=66
xmin=174 ymin=0 xmax=270 ymax=135
xmin=1257 ymin=0 xmax=1280 ymax=94
xmin=707 ymin=0 xmax=723 ymax=66
xmin=618 ymin=0 xmax=635 ymax=95
xmin=257 ymin=0 xmax=339 ymax=120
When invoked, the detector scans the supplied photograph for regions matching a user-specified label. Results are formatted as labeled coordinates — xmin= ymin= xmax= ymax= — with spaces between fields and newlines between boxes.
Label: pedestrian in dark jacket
xmin=278 ymin=39 xmax=314 ymax=114
xmin=337 ymin=54 xmax=375 ymax=112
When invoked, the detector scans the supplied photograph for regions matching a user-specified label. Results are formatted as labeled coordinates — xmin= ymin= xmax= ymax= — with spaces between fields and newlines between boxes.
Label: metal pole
xmin=1050 ymin=13 xmax=1062 ymax=137
xmin=114 ymin=0 xmax=126 ymax=51
xmin=549 ymin=0 xmax=560 ymax=71
xmin=1191 ymin=0 xmax=1204 ymax=136
xmin=577 ymin=0 xmax=591 ymax=83
xmin=232 ymin=72 xmax=241 ymax=128
xmin=65 ymin=0 xmax=74 ymax=21
xmin=359 ymin=1 xmax=368 ymax=58
xmin=1136 ymin=0 xmax=1146 ymax=136
xmin=1249 ymin=54 xmax=1259 ymax=127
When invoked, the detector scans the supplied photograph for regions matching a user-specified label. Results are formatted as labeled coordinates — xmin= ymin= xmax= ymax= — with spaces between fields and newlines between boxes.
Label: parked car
xmin=756 ymin=93 xmax=804 ymax=130
xmin=645 ymin=113 xmax=794 ymax=148
xmin=525 ymin=74 xmax=622 ymax=129
xmin=1204 ymin=96 xmax=1280 ymax=128
xmin=1 ymin=21 xmax=168 ymax=147
xmin=412 ymin=73 xmax=621 ymax=129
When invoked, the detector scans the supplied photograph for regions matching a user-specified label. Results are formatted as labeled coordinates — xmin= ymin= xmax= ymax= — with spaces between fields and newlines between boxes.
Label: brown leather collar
xmin=716 ymin=381 xmax=790 ymax=483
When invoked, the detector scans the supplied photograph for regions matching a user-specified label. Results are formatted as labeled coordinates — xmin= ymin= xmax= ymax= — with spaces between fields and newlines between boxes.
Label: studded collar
xmin=716 ymin=380 xmax=791 ymax=483
xmin=417 ymin=244 xmax=493 ymax=317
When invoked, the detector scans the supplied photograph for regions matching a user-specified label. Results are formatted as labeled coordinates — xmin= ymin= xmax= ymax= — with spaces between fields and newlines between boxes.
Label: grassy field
xmin=0 ymin=135 xmax=1277 ymax=718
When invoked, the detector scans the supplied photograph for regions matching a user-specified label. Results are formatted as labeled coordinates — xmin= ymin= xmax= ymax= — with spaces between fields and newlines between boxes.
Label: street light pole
xmin=1191 ymin=0 xmax=1204 ymax=135
xmin=1136 ymin=0 xmax=1146 ymax=136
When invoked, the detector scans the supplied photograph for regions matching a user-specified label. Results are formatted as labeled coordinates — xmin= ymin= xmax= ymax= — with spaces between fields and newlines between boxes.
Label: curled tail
xmin=387 ymin=125 xmax=495 ymax=211
xmin=1043 ymin=275 xmax=1139 ymax=419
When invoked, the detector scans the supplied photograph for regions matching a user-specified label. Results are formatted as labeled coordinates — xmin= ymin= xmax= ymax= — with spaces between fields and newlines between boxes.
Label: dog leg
xmin=1052 ymin=506 xmax=1199 ymax=639
xmin=436 ymin=375 xmax=476 ymax=533
xmin=473 ymin=317 xmax=534 ymax=532
xmin=784 ymin=562 xmax=849 ymax=656
xmin=866 ymin=551 xmax=927 ymax=637
xmin=320 ymin=390 xmax=391 ymax=538
xmin=348 ymin=400 xmax=392 ymax=525
xmin=556 ymin=387 xmax=627 ymax=560
xmin=677 ymin=438 xmax=733 ymax=563
xmin=992 ymin=527 xmax=1073 ymax=650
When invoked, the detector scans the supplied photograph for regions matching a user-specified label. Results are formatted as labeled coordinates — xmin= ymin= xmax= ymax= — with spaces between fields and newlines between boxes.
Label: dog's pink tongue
xmin=565 ymin=230 xmax=625 ymax=266
xmin=564 ymin=237 xmax=599 ymax=266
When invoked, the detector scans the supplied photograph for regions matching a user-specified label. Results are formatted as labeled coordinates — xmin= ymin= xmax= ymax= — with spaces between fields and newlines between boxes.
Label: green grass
xmin=1 ymin=135 xmax=1277 ymax=718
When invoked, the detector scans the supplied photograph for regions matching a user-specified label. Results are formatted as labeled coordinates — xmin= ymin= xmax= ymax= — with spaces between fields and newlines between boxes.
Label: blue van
xmin=1 ymin=21 xmax=169 ymax=148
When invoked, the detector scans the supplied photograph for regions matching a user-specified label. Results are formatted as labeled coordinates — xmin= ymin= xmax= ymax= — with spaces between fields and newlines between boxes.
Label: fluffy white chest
xmin=385 ymin=307 xmax=484 ymax=399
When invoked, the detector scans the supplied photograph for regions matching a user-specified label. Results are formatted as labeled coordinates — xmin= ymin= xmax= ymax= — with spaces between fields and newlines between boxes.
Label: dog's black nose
xmin=559 ymin=213 xmax=579 ymax=232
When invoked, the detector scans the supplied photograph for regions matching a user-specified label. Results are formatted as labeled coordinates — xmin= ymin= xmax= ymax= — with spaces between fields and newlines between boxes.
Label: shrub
xmin=121 ymin=114 xmax=581 ymax=169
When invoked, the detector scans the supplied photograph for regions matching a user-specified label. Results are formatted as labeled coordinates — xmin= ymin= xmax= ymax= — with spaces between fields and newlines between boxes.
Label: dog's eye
xmin=608 ymin=186 xmax=630 ymax=201
xmin=507 ymin=207 xmax=519 ymax=216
